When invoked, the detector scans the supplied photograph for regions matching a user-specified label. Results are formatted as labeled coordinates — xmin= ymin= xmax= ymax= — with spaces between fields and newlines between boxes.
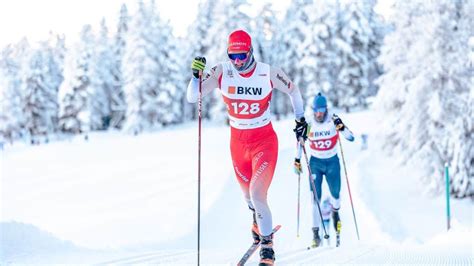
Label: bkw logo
xmin=228 ymin=86 xmax=262 ymax=95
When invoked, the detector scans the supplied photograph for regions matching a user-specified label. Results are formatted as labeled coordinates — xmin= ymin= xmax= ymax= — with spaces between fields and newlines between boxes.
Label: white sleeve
xmin=270 ymin=66 xmax=305 ymax=120
xmin=287 ymin=87 xmax=305 ymax=120
xmin=186 ymin=64 xmax=222 ymax=103
xmin=186 ymin=77 xmax=199 ymax=103
xmin=295 ymin=141 xmax=303 ymax=159
xmin=341 ymin=127 xmax=355 ymax=142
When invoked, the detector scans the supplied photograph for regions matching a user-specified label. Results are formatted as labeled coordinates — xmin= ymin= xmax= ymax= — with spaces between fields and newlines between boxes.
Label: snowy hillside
xmin=1 ymin=110 xmax=472 ymax=265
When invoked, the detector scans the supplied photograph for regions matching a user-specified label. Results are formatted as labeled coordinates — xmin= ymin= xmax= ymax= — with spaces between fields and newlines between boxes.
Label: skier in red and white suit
xmin=188 ymin=29 xmax=307 ymax=264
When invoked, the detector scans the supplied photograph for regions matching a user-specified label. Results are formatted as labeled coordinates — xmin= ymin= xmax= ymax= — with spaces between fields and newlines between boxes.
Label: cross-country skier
xmin=293 ymin=92 xmax=354 ymax=248
xmin=188 ymin=29 xmax=307 ymax=265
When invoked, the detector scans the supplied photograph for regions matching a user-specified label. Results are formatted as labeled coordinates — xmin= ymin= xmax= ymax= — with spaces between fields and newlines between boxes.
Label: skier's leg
xmin=245 ymin=131 xmax=278 ymax=264
xmin=326 ymin=156 xmax=341 ymax=210
xmin=230 ymin=139 xmax=253 ymax=206
xmin=309 ymin=157 xmax=324 ymax=247
xmin=326 ymin=156 xmax=342 ymax=240
xmin=309 ymin=157 xmax=324 ymax=229
xmin=248 ymin=132 xmax=278 ymax=237
xmin=230 ymin=139 xmax=257 ymax=241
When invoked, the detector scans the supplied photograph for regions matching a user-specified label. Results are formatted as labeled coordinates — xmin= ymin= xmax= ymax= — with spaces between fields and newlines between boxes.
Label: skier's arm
xmin=332 ymin=114 xmax=355 ymax=141
xmin=269 ymin=66 xmax=305 ymax=120
xmin=294 ymin=141 xmax=303 ymax=174
xmin=187 ymin=61 xmax=222 ymax=103
xmin=340 ymin=126 xmax=355 ymax=141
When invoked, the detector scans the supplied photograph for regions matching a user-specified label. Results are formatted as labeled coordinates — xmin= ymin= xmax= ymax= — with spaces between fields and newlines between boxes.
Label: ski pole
xmin=299 ymin=138 xmax=330 ymax=239
xmin=445 ymin=162 xmax=451 ymax=231
xmin=297 ymin=172 xmax=301 ymax=238
xmin=197 ymin=70 xmax=203 ymax=265
xmin=337 ymin=134 xmax=360 ymax=240
xmin=296 ymin=142 xmax=302 ymax=238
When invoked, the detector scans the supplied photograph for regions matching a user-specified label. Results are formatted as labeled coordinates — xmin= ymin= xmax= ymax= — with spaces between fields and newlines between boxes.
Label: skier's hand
xmin=294 ymin=117 xmax=308 ymax=141
xmin=294 ymin=158 xmax=303 ymax=174
xmin=332 ymin=114 xmax=345 ymax=131
xmin=191 ymin=56 xmax=206 ymax=78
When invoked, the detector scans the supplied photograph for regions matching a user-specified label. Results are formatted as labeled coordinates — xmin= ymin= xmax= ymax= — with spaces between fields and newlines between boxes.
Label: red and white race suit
xmin=187 ymin=61 xmax=304 ymax=236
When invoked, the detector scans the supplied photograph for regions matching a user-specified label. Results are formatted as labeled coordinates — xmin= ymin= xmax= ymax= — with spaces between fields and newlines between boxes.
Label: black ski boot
xmin=311 ymin=227 xmax=322 ymax=248
xmin=332 ymin=210 xmax=341 ymax=247
xmin=259 ymin=235 xmax=275 ymax=265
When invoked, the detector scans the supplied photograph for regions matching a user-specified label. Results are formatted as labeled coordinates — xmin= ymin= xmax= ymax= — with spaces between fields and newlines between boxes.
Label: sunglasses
xmin=228 ymin=52 xmax=248 ymax=61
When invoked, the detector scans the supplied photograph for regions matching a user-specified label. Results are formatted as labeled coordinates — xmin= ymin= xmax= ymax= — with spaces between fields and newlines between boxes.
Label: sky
xmin=0 ymin=0 xmax=393 ymax=48
xmin=0 ymin=0 xmax=291 ymax=48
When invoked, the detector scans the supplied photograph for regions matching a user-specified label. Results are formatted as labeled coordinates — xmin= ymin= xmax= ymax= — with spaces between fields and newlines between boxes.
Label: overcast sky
xmin=0 ymin=0 xmax=393 ymax=48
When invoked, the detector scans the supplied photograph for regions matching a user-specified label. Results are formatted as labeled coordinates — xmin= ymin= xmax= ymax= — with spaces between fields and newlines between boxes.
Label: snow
xmin=1 ymin=110 xmax=473 ymax=264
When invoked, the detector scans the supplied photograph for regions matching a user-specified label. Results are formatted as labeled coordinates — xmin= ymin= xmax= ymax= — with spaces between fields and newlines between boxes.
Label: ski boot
xmin=311 ymin=227 xmax=322 ymax=248
xmin=259 ymin=235 xmax=275 ymax=265
xmin=332 ymin=210 xmax=341 ymax=247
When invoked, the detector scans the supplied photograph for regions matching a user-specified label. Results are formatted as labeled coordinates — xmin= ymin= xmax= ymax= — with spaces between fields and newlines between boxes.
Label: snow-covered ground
xmin=1 ymin=110 xmax=472 ymax=265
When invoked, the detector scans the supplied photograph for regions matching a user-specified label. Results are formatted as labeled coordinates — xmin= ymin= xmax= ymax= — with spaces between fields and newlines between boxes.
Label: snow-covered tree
xmin=278 ymin=0 xmax=314 ymax=97
xmin=332 ymin=1 xmax=370 ymax=110
xmin=0 ymin=40 xmax=30 ymax=141
xmin=376 ymin=0 xmax=473 ymax=198
xmin=151 ymin=12 xmax=182 ymax=125
xmin=21 ymin=37 xmax=64 ymax=142
xmin=123 ymin=0 xmax=181 ymax=133
xmin=89 ymin=18 xmax=115 ymax=130
xmin=59 ymin=25 xmax=95 ymax=134
xmin=109 ymin=3 xmax=129 ymax=129
xmin=185 ymin=0 xmax=219 ymax=121
xmin=45 ymin=34 xmax=66 ymax=132
xmin=299 ymin=0 xmax=383 ymax=111
xmin=298 ymin=0 xmax=338 ymax=111
xmin=252 ymin=3 xmax=288 ymax=119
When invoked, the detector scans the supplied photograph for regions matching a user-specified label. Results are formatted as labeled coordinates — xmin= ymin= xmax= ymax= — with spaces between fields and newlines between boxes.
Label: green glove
xmin=191 ymin=56 xmax=206 ymax=78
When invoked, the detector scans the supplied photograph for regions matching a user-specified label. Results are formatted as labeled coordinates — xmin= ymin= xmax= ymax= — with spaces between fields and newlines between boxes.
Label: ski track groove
xmin=277 ymin=246 xmax=335 ymax=264
xmin=338 ymin=246 xmax=378 ymax=264
xmin=286 ymin=247 xmax=339 ymax=264
xmin=97 ymin=250 xmax=192 ymax=264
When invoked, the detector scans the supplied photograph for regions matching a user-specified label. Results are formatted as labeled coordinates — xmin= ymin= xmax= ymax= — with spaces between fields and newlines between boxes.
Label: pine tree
xmin=59 ymin=24 xmax=95 ymax=134
xmin=89 ymin=18 xmax=115 ymax=130
xmin=109 ymin=3 xmax=129 ymax=129
xmin=278 ymin=0 xmax=314 ymax=97
xmin=376 ymin=0 xmax=473 ymax=197
xmin=253 ymin=3 xmax=287 ymax=119
xmin=44 ymin=34 xmax=66 ymax=134
xmin=298 ymin=0 xmax=338 ymax=110
xmin=152 ymin=15 xmax=181 ymax=125
xmin=186 ymin=0 xmax=219 ymax=121
xmin=123 ymin=0 xmax=177 ymax=133
xmin=22 ymin=39 xmax=64 ymax=143
xmin=0 ymin=39 xmax=31 ymax=141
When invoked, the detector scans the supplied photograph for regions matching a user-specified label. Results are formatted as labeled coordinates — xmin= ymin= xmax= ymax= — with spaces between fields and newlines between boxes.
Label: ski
xmin=336 ymin=220 xmax=341 ymax=247
xmin=237 ymin=224 xmax=281 ymax=266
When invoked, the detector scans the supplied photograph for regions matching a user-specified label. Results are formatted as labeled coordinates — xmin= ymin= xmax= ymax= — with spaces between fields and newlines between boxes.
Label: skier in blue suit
xmin=294 ymin=92 xmax=354 ymax=247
